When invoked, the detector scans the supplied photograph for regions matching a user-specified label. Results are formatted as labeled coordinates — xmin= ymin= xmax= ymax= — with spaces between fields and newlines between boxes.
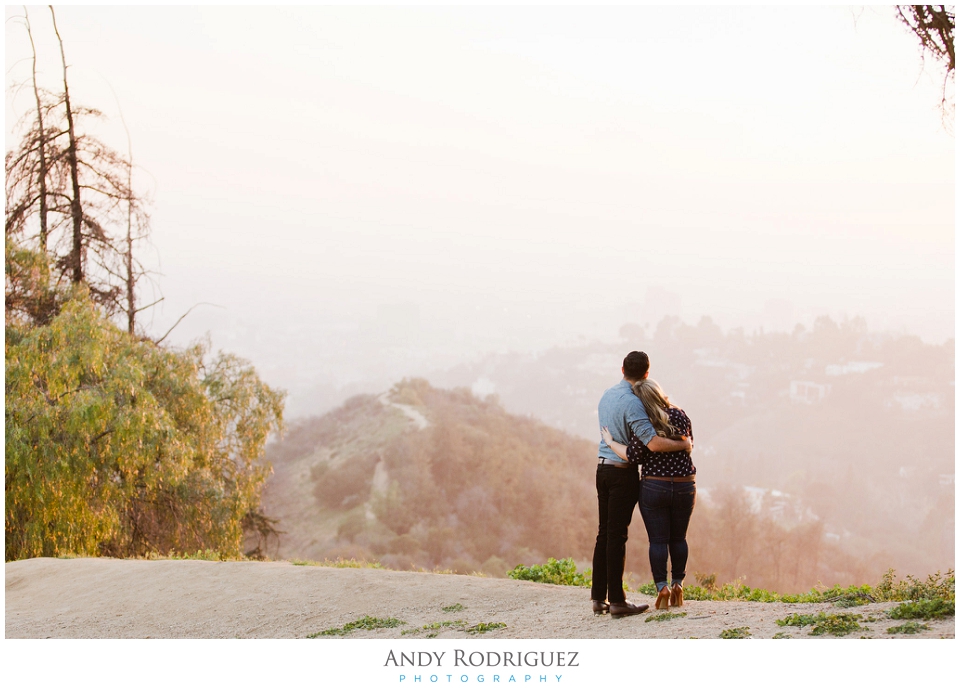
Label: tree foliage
xmin=5 ymin=14 xmax=285 ymax=560
xmin=5 ymin=285 xmax=285 ymax=561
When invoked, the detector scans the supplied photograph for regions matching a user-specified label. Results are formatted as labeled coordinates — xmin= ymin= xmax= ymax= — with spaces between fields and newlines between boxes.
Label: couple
xmin=591 ymin=350 xmax=696 ymax=618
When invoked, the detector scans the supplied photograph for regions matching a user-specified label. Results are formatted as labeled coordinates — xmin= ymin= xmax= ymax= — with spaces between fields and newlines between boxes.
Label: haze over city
xmin=5 ymin=5 xmax=953 ymax=414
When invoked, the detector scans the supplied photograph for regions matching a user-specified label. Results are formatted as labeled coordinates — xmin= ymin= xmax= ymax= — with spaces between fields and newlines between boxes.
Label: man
xmin=591 ymin=350 xmax=693 ymax=618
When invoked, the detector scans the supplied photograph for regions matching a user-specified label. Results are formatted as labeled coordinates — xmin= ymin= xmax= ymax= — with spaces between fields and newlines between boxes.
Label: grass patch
xmin=508 ymin=558 xmax=591 ymax=586
xmin=888 ymin=598 xmax=955 ymax=621
xmin=647 ymin=569 xmax=953 ymax=605
xmin=441 ymin=603 xmax=465 ymax=613
xmin=645 ymin=611 xmax=687 ymax=623
xmin=401 ymin=620 xmax=467 ymax=637
xmin=292 ymin=557 xmax=384 ymax=569
xmin=887 ymin=621 xmax=931 ymax=635
xmin=465 ymin=622 xmax=506 ymax=634
xmin=776 ymin=612 xmax=865 ymax=636
xmin=308 ymin=615 xmax=405 ymax=637
xmin=637 ymin=581 xmax=658 ymax=596
xmin=809 ymin=613 xmax=864 ymax=637
xmin=145 ymin=549 xmax=238 ymax=561
xmin=830 ymin=594 xmax=874 ymax=608
xmin=719 ymin=627 xmax=751 ymax=639
xmin=776 ymin=613 xmax=819 ymax=628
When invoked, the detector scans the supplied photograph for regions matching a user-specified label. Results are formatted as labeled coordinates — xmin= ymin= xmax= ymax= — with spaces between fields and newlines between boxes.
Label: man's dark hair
xmin=623 ymin=351 xmax=650 ymax=380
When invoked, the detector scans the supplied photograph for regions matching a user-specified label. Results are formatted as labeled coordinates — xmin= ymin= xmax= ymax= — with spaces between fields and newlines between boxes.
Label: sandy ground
xmin=5 ymin=557 xmax=953 ymax=639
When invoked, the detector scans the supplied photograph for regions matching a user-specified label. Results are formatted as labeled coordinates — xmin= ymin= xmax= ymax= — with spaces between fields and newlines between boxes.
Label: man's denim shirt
xmin=597 ymin=379 xmax=656 ymax=462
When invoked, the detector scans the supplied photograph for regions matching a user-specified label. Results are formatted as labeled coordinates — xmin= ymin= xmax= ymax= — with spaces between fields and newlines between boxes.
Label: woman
xmin=601 ymin=378 xmax=695 ymax=610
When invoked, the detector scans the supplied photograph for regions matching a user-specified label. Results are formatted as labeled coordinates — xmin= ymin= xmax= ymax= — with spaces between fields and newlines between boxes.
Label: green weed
xmin=886 ymin=621 xmax=931 ymax=635
xmin=776 ymin=612 xmax=864 ymax=636
xmin=401 ymin=620 xmax=467 ymax=636
xmin=719 ymin=627 xmax=751 ymax=639
xmin=644 ymin=571 xmax=952 ymax=606
xmin=809 ymin=613 xmax=864 ymax=636
xmin=466 ymin=622 xmax=507 ymax=634
xmin=508 ymin=558 xmax=591 ymax=586
xmin=441 ymin=603 xmax=465 ymax=613
xmin=645 ymin=611 xmax=686 ymax=623
xmin=830 ymin=595 xmax=874 ymax=608
xmin=772 ymin=632 xmax=791 ymax=639
xmin=308 ymin=615 xmax=405 ymax=637
xmin=677 ymin=573 xmax=876 ymax=604
xmin=292 ymin=557 xmax=384 ymax=569
xmin=776 ymin=614 xmax=819 ymax=628
xmin=637 ymin=581 xmax=658 ymax=597
xmin=147 ymin=549 xmax=236 ymax=562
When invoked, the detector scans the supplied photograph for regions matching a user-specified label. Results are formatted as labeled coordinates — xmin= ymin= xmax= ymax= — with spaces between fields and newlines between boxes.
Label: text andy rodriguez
xmin=384 ymin=650 xmax=580 ymax=667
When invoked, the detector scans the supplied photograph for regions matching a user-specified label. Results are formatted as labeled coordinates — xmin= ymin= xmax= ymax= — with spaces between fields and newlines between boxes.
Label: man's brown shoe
xmin=592 ymin=600 xmax=610 ymax=615
xmin=609 ymin=601 xmax=650 ymax=619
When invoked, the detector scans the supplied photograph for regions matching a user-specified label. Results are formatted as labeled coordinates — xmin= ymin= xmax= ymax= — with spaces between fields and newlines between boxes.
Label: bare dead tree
xmin=897 ymin=5 xmax=956 ymax=74
xmin=6 ymin=8 xmax=156 ymax=330
xmin=24 ymin=8 xmax=50 ymax=251
xmin=49 ymin=5 xmax=84 ymax=285
xmin=111 ymin=90 xmax=159 ymax=335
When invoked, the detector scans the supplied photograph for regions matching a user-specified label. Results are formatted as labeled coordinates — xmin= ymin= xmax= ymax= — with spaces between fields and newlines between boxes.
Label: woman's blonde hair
xmin=632 ymin=378 xmax=676 ymax=438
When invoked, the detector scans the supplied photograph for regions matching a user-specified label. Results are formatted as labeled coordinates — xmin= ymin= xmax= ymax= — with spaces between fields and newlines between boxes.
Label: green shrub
xmin=637 ymin=581 xmax=658 ymax=596
xmin=678 ymin=574 xmax=876 ymax=604
xmin=5 ymin=293 xmax=285 ymax=561
xmin=888 ymin=598 xmax=955 ymax=620
xmin=874 ymin=569 xmax=954 ymax=603
xmin=442 ymin=603 xmax=465 ymax=613
xmin=639 ymin=571 xmax=952 ymax=606
xmin=508 ymin=558 xmax=591 ymax=586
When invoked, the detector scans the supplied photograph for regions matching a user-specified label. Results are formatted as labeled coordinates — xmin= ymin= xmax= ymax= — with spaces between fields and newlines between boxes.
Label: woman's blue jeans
xmin=639 ymin=479 xmax=696 ymax=590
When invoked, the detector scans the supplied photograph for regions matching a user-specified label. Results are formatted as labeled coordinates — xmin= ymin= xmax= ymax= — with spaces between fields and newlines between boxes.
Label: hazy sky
xmin=5 ymin=5 xmax=954 ymax=406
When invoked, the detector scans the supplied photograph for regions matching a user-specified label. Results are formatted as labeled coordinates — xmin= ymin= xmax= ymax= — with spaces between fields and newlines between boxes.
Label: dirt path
xmin=5 ymin=558 xmax=952 ymax=639
xmin=378 ymin=392 xmax=429 ymax=430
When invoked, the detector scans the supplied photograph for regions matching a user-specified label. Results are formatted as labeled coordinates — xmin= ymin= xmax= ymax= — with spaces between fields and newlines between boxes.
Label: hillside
xmin=6 ymin=558 xmax=952 ymax=639
xmin=260 ymin=379 xmax=597 ymax=575
xmin=257 ymin=378 xmax=951 ymax=593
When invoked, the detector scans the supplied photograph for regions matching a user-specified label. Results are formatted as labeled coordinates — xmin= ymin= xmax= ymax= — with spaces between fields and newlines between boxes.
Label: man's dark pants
xmin=591 ymin=463 xmax=640 ymax=604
